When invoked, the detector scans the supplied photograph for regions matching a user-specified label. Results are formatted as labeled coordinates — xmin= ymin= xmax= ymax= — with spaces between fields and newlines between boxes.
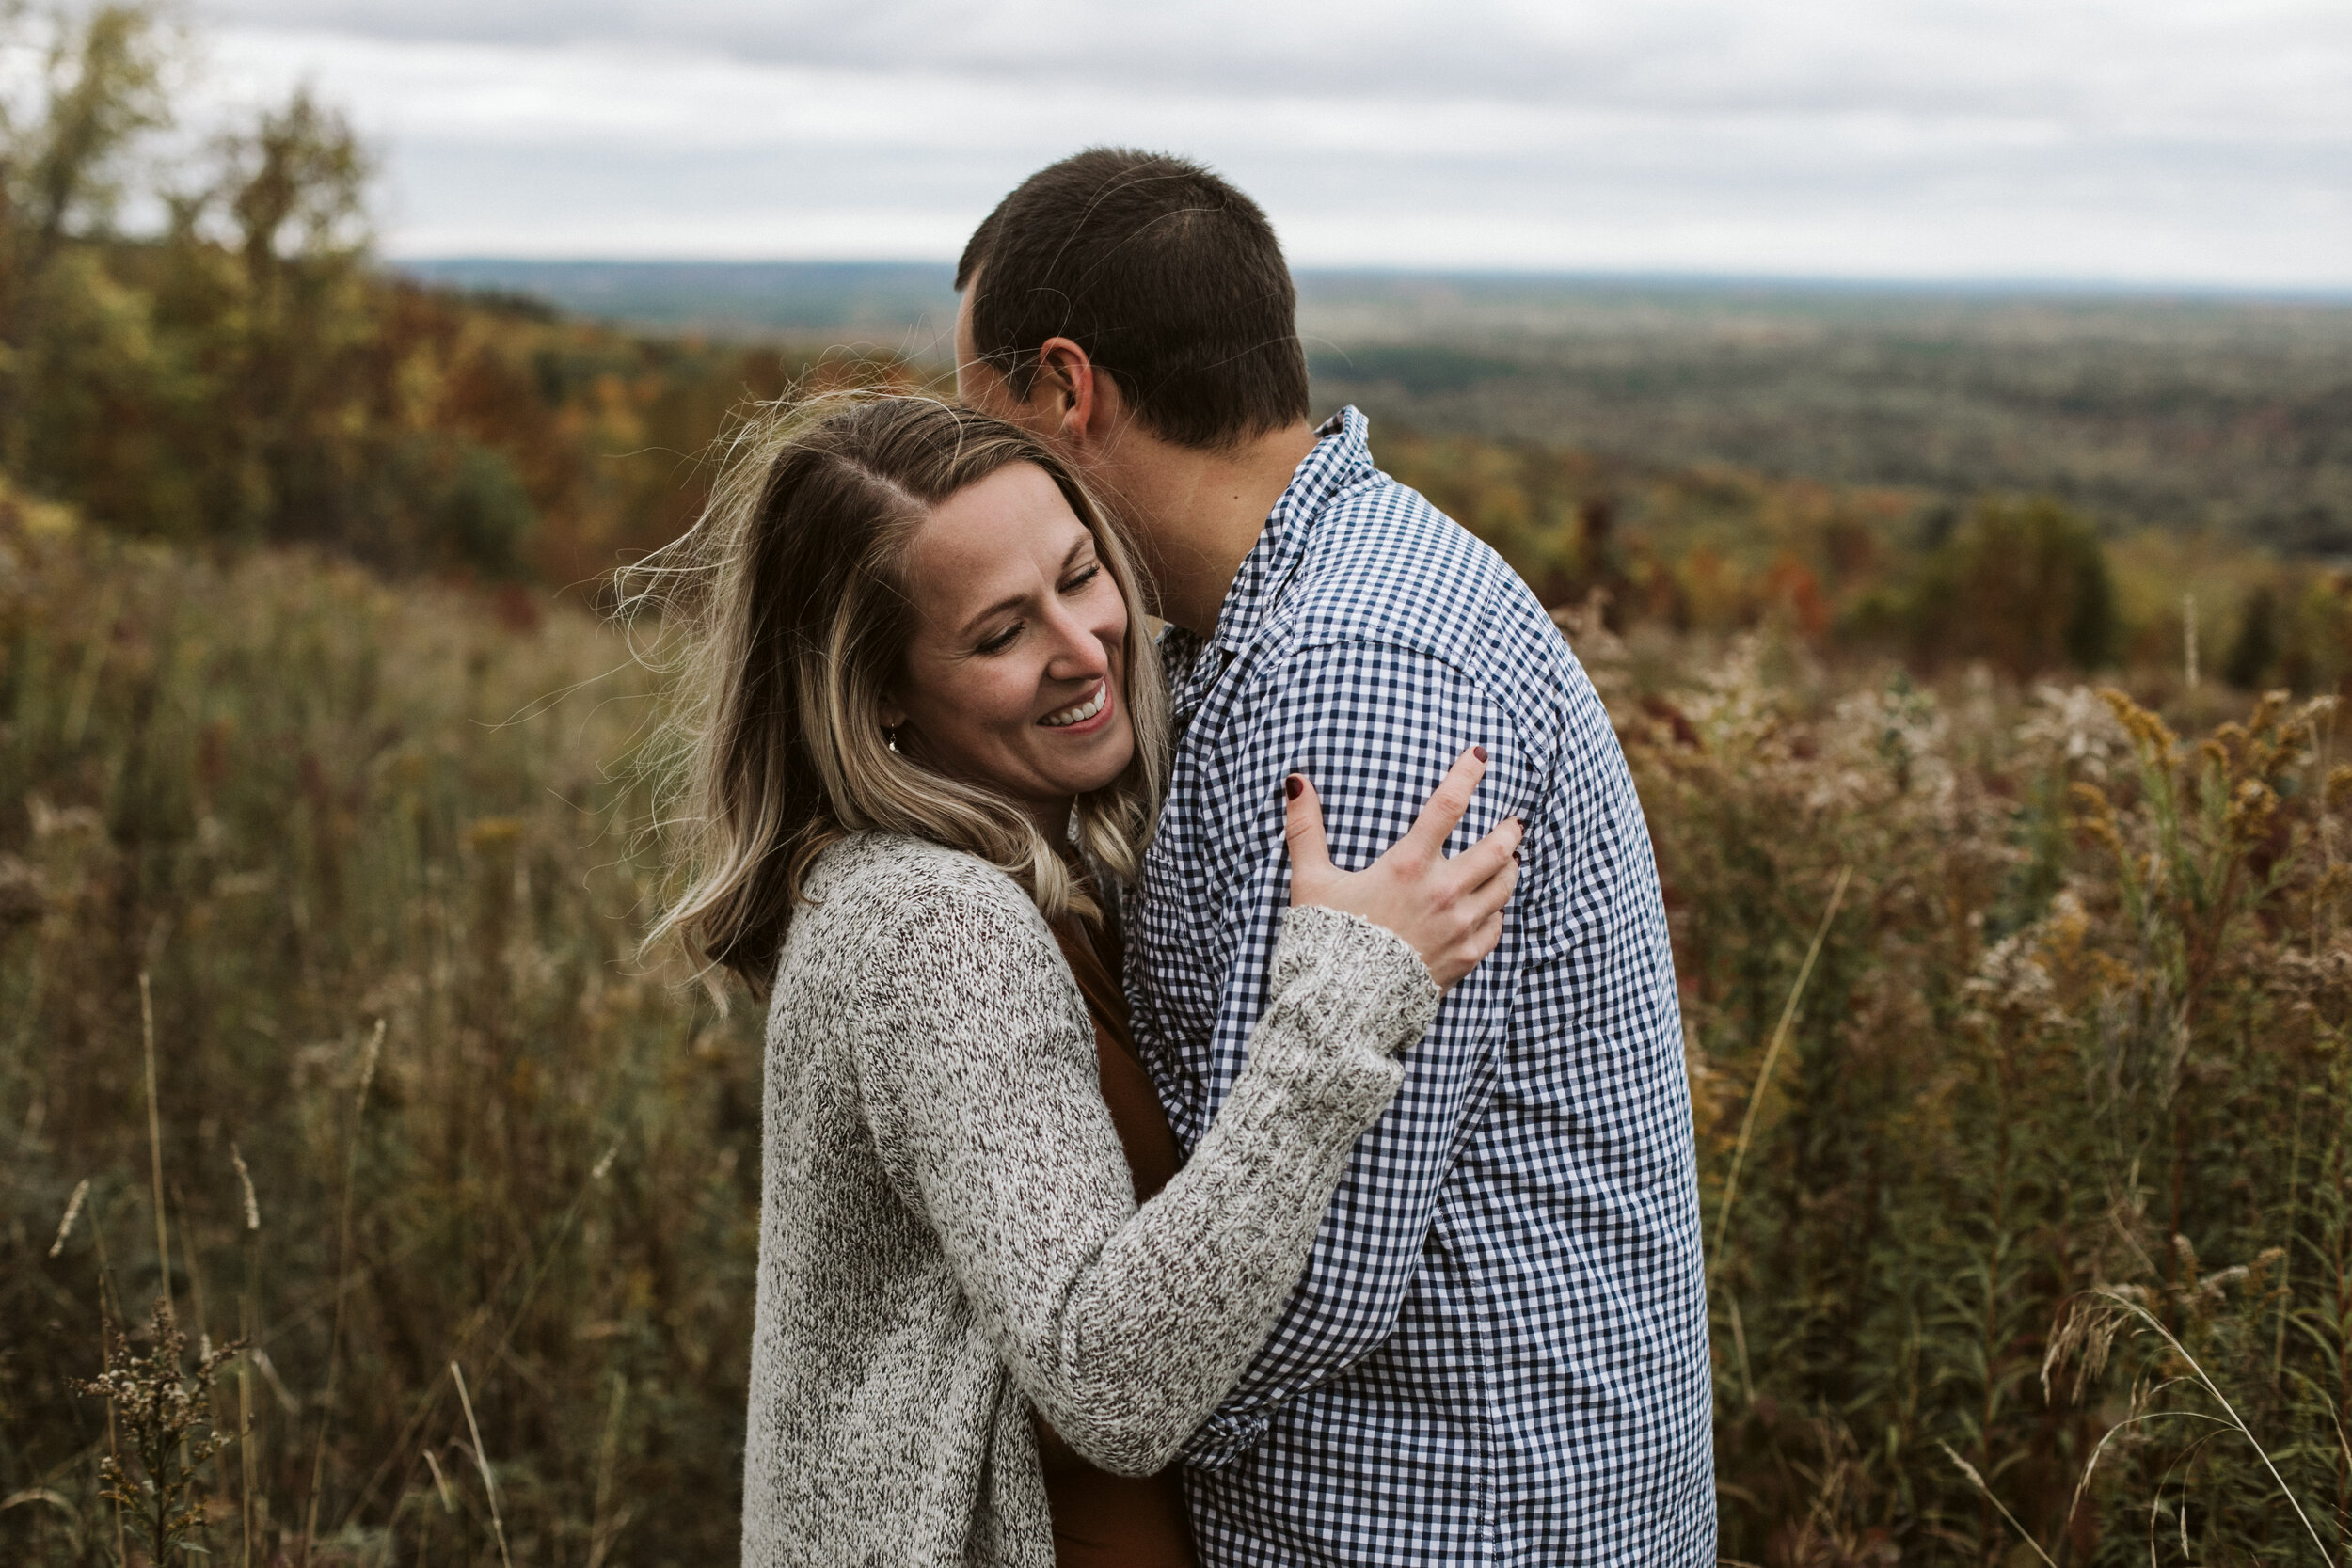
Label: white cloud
xmin=183 ymin=1 xmax=2352 ymax=285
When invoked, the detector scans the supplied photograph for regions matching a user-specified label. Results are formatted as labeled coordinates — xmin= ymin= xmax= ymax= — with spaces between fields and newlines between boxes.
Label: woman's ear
xmin=878 ymin=699 xmax=907 ymax=730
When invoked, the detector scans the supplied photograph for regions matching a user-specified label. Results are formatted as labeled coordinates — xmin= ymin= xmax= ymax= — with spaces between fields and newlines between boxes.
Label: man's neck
xmin=1090 ymin=421 xmax=1321 ymax=638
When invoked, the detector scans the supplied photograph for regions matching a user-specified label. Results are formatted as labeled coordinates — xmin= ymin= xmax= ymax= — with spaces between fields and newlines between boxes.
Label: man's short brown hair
xmin=956 ymin=149 xmax=1311 ymax=451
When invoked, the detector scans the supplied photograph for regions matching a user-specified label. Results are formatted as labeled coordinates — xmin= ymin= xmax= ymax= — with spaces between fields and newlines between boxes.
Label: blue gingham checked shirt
xmin=1125 ymin=408 xmax=1715 ymax=1566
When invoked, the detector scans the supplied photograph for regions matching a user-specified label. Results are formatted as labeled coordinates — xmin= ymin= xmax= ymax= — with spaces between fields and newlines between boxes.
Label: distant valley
xmin=404 ymin=259 xmax=2352 ymax=551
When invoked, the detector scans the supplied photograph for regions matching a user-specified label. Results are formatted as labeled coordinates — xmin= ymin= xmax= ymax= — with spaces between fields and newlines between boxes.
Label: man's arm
xmin=1179 ymin=637 xmax=1532 ymax=1466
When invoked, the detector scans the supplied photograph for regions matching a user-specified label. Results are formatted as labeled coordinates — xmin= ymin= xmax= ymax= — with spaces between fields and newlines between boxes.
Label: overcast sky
xmin=188 ymin=0 xmax=2352 ymax=287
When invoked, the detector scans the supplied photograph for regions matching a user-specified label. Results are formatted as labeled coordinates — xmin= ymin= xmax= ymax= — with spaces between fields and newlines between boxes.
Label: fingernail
xmin=1285 ymin=775 xmax=1304 ymax=800
xmin=1472 ymin=745 xmax=1487 ymax=763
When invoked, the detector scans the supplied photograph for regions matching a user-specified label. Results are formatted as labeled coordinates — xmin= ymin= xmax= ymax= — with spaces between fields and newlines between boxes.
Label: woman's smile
xmin=1040 ymin=678 xmax=1112 ymax=732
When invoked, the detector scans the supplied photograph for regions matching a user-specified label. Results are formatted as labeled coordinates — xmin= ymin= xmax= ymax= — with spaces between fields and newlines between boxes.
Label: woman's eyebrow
xmin=954 ymin=538 xmax=1091 ymax=641
xmin=959 ymin=590 xmax=1028 ymax=640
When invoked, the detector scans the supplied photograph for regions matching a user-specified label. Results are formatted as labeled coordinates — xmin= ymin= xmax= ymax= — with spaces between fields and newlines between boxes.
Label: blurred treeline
xmin=0 ymin=5 xmax=913 ymax=593
xmin=1379 ymin=432 xmax=2352 ymax=695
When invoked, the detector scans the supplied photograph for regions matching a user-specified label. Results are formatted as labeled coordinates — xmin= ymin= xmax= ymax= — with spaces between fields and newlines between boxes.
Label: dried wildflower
xmin=2225 ymin=778 xmax=2279 ymax=845
xmin=2068 ymin=781 xmax=2125 ymax=860
xmin=2325 ymin=764 xmax=2352 ymax=815
xmin=2097 ymin=688 xmax=2178 ymax=763
xmin=464 ymin=816 xmax=526 ymax=852
xmin=2039 ymin=1286 xmax=2333 ymax=1562
xmin=2020 ymin=683 xmax=2130 ymax=779
xmin=73 ymin=1299 xmax=245 ymax=1562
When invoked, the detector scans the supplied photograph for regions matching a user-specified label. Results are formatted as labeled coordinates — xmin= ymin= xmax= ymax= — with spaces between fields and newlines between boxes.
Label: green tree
xmin=2224 ymin=582 xmax=2279 ymax=689
xmin=204 ymin=87 xmax=377 ymax=548
xmin=0 ymin=3 xmax=168 ymax=470
xmin=1905 ymin=496 xmax=2117 ymax=676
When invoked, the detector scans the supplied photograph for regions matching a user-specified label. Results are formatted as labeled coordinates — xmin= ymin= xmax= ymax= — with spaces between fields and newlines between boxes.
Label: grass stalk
xmin=140 ymin=972 xmax=171 ymax=1316
xmin=2092 ymin=1288 xmax=2337 ymax=1565
xmin=87 ymin=1203 xmax=127 ymax=1568
xmin=2280 ymin=1093 xmax=2308 ymax=1387
xmin=586 ymin=1370 xmax=628 ymax=1568
xmin=1713 ymin=864 xmax=1853 ymax=1267
xmin=233 ymin=1143 xmax=262 ymax=1568
xmin=300 ymin=1018 xmax=385 ymax=1560
xmin=1939 ymin=1440 xmax=2058 ymax=1568
xmin=450 ymin=1361 xmax=514 ymax=1568
xmin=47 ymin=1177 xmax=89 ymax=1258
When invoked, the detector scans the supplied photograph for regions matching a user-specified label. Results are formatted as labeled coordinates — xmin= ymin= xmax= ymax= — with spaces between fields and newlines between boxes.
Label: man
xmin=953 ymin=149 xmax=1713 ymax=1566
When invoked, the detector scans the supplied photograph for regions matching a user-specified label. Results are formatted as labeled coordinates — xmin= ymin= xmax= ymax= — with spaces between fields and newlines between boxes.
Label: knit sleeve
xmin=851 ymin=869 xmax=1437 ymax=1477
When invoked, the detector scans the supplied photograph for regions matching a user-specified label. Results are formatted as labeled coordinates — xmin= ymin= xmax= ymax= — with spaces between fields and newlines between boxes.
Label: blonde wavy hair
xmin=622 ymin=391 xmax=1168 ymax=992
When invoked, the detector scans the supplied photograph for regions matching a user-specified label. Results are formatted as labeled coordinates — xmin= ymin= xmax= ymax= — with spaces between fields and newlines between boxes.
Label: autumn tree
xmin=1905 ymin=496 xmax=2117 ymax=676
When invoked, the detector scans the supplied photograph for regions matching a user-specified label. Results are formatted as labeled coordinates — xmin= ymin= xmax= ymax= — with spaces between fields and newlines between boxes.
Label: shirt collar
xmin=1202 ymin=405 xmax=1375 ymax=661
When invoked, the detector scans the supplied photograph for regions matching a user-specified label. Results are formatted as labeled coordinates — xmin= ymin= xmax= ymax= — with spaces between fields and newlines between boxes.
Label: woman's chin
xmin=1054 ymin=732 xmax=1136 ymax=800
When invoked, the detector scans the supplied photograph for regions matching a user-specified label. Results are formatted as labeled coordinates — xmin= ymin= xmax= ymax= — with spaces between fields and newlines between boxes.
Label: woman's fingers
xmin=1446 ymin=816 xmax=1523 ymax=892
xmin=1282 ymin=773 xmax=1335 ymax=899
xmin=1394 ymin=746 xmax=1489 ymax=863
xmin=1463 ymin=853 xmax=1520 ymax=923
xmin=1285 ymin=746 xmax=1519 ymax=987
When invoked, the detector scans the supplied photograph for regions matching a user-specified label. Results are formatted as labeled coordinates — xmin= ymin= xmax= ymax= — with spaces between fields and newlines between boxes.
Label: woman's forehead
xmin=904 ymin=466 xmax=1091 ymax=613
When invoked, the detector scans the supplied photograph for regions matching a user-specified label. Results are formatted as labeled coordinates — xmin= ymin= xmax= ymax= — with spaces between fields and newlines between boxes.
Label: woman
xmin=639 ymin=394 xmax=1520 ymax=1567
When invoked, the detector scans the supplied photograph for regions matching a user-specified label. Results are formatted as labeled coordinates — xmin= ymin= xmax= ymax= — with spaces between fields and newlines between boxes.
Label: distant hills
xmin=399 ymin=260 xmax=2352 ymax=550
xmin=400 ymin=259 xmax=963 ymax=344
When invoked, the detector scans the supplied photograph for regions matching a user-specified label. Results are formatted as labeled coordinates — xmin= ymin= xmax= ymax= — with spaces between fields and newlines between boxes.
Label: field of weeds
xmin=5 ymin=515 xmax=2349 ymax=1566
xmin=1 ymin=511 xmax=762 ymax=1565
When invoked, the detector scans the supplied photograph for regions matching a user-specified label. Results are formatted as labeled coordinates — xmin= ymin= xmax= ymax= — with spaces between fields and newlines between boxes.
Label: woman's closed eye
xmin=973 ymin=563 xmax=1101 ymax=654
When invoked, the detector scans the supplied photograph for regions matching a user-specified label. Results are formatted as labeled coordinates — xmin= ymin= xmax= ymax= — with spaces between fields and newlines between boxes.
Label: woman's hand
xmin=1284 ymin=746 xmax=1522 ymax=990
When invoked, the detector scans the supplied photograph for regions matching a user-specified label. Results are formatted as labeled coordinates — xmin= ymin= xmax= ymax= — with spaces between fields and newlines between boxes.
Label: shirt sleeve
xmin=1177 ymin=637 xmax=1534 ymax=1466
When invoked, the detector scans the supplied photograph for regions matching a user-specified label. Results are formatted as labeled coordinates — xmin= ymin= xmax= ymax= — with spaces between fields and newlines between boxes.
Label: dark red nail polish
xmin=1285 ymin=775 xmax=1303 ymax=800
xmin=1472 ymin=745 xmax=1487 ymax=763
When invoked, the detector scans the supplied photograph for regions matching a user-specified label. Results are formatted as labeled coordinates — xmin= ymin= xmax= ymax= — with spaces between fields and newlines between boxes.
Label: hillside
xmin=408 ymin=260 xmax=2352 ymax=552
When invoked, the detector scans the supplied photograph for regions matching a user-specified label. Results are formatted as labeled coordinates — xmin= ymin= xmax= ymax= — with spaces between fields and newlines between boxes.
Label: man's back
xmin=1128 ymin=408 xmax=1714 ymax=1566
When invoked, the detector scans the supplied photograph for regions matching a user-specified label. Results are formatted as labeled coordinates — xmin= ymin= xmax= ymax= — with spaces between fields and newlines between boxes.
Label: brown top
xmin=1041 ymin=911 xmax=1198 ymax=1568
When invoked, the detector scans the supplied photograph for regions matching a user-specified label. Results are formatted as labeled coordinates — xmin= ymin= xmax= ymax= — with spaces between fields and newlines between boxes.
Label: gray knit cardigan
xmin=739 ymin=832 xmax=1440 ymax=1567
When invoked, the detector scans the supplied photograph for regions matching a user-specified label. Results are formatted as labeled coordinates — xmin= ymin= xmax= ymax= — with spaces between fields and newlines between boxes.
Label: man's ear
xmin=1030 ymin=337 xmax=1111 ymax=448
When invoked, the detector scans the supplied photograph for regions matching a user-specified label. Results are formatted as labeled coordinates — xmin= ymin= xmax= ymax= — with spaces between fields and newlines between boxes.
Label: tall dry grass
xmin=1571 ymin=602 xmax=2352 ymax=1564
xmin=8 ymin=508 xmax=2351 ymax=1564
xmin=1 ymin=507 xmax=760 ymax=1565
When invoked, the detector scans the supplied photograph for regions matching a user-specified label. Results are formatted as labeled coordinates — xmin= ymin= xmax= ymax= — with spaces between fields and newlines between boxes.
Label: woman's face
xmin=885 ymin=462 xmax=1134 ymax=828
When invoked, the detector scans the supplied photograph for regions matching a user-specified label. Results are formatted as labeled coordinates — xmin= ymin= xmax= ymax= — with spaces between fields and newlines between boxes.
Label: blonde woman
xmin=640 ymin=395 xmax=1520 ymax=1568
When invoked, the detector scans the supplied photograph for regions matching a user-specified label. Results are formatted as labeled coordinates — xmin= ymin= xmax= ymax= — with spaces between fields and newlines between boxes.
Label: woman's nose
xmin=1040 ymin=603 xmax=1110 ymax=679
